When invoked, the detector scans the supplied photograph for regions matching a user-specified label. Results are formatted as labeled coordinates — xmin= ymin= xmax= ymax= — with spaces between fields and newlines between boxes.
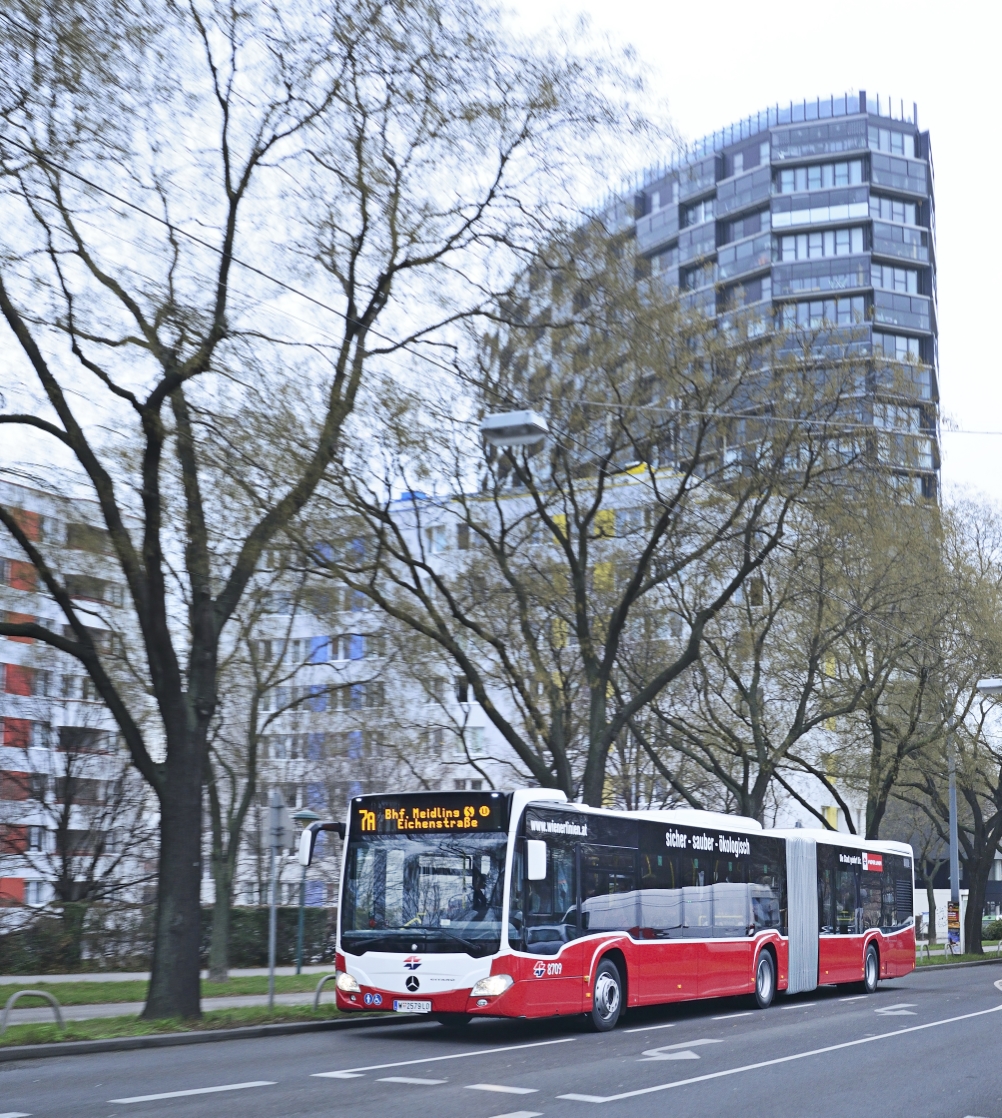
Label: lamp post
xmin=480 ymin=409 xmax=549 ymax=447
xmin=292 ymin=807 xmax=321 ymax=975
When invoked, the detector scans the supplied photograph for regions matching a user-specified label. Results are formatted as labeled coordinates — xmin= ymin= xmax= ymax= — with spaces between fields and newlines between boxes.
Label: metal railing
xmin=0 ymin=989 xmax=65 ymax=1036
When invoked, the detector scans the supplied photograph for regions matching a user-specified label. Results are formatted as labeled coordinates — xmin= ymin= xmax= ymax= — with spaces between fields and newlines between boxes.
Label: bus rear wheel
xmin=587 ymin=958 xmax=623 ymax=1032
xmin=861 ymin=944 xmax=879 ymax=994
xmin=753 ymin=950 xmax=775 ymax=1009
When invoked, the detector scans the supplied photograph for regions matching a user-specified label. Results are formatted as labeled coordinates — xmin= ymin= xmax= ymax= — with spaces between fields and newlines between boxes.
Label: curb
xmin=0 ymin=1011 xmax=422 ymax=1063
xmin=915 ymin=955 xmax=1002 ymax=972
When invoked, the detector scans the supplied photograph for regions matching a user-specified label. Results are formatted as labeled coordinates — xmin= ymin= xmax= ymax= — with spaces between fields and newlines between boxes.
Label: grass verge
xmin=0 ymin=1003 xmax=347 ymax=1048
xmin=916 ymin=947 xmax=1002 ymax=966
xmin=0 ymin=972 xmax=331 ymax=1006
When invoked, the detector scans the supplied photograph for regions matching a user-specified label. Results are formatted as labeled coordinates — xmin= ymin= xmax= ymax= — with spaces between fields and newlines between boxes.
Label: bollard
xmin=0 ymin=989 xmax=65 ymax=1036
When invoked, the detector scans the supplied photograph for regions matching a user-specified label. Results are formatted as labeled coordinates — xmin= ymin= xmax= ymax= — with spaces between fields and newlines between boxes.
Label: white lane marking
xmin=378 ymin=1077 xmax=447 ymax=1085
xmin=839 ymin=995 xmax=867 ymax=1002
xmin=466 ymin=1084 xmax=539 ymax=1094
xmin=625 ymin=1022 xmax=676 ymax=1034
xmin=557 ymin=1003 xmax=1002 ymax=1103
xmin=313 ymin=1036 xmax=575 ymax=1079
xmin=875 ymin=1003 xmax=916 ymax=1016
xmin=994 ymin=978 xmax=1002 ymax=992
xmin=640 ymin=1039 xmax=723 ymax=1061
xmin=0 ymin=1112 xmax=31 ymax=1117
xmin=485 ymin=1113 xmax=542 ymax=1118
xmin=109 ymin=1081 xmax=274 ymax=1104
xmin=781 ymin=1001 xmax=816 ymax=1009
xmin=712 ymin=1012 xmax=752 ymax=1021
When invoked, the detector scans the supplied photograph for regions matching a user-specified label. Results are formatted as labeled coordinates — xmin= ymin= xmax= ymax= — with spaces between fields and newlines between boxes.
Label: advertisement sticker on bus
xmin=862 ymin=852 xmax=883 ymax=873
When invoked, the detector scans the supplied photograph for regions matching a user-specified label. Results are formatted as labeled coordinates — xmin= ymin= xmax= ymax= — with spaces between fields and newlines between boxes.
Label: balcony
xmin=635 ymin=205 xmax=679 ymax=256
xmin=717 ymin=233 xmax=771 ymax=281
xmin=873 ymin=290 xmax=931 ymax=332
xmin=678 ymin=154 xmax=719 ymax=202
xmin=871 ymin=221 xmax=929 ymax=263
xmin=870 ymin=152 xmax=928 ymax=196
xmin=772 ymin=186 xmax=869 ymax=228
xmin=715 ymin=166 xmax=771 ymax=218
xmin=773 ymin=258 xmax=869 ymax=297
xmin=678 ymin=222 xmax=716 ymax=265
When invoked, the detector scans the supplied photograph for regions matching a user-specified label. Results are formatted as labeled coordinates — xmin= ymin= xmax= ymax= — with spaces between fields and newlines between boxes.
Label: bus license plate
xmin=393 ymin=999 xmax=432 ymax=1013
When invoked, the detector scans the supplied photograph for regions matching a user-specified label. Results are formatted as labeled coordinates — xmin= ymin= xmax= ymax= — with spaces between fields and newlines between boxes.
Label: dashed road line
xmin=839 ymin=995 xmax=867 ymax=1002
xmin=0 ymin=1112 xmax=31 ymax=1117
xmin=109 ymin=1082 xmax=275 ymax=1104
xmin=712 ymin=1012 xmax=753 ymax=1020
xmin=780 ymin=1001 xmax=816 ymax=1009
xmin=486 ymin=1112 xmax=542 ymax=1118
xmin=467 ymin=1084 xmax=539 ymax=1094
xmin=625 ymin=1022 xmax=676 ymax=1033
xmin=378 ymin=1077 xmax=447 ymax=1085
xmin=313 ymin=1036 xmax=575 ymax=1079
xmin=557 ymin=1004 xmax=1002 ymax=1103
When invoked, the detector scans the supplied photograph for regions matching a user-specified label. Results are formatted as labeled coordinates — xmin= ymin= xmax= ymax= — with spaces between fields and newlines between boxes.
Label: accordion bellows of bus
xmin=303 ymin=789 xmax=914 ymax=1030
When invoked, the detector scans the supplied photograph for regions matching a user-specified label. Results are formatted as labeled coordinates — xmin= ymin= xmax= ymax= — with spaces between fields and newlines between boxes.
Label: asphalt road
xmin=2 ymin=965 xmax=1000 ymax=1118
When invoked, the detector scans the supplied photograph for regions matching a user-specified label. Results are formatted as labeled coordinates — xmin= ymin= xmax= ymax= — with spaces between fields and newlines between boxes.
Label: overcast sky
xmin=508 ymin=0 xmax=1001 ymax=505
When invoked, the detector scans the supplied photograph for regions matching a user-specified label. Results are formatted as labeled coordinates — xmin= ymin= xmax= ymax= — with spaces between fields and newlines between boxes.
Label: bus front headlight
xmin=470 ymin=974 xmax=513 ymax=998
xmin=335 ymin=970 xmax=361 ymax=994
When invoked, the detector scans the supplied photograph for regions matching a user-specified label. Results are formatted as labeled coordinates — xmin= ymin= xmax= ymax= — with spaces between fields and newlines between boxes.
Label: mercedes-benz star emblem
xmin=405 ymin=975 xmax=420 ymax=992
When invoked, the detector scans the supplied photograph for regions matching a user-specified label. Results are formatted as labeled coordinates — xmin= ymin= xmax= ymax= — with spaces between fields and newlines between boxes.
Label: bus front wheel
xmin=753 ymin=950 xmax=775 ymax=1009
xmin=587 ymin=958 xmax=623 ymax=1032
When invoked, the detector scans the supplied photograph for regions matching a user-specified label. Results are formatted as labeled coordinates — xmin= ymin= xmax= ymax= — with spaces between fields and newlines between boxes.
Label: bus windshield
xmin=341 ymin=830 xmax=508 ymax=957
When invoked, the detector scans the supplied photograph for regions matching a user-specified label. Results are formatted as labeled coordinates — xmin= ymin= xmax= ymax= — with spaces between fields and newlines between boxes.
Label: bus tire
xmin=861 ymin=943 xmax=879 ymax=994
xmin=587 ymin=958 xmax=623 ymax=1032
xmin=753 ymin=949 xmax=775 ymax=1009
xmin=434 ymin=1013 xmax=472 ymax=1028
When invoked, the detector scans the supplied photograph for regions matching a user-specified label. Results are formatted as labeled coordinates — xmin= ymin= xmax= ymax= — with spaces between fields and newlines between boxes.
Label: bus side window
xmin=749 ymin=837 xmax=783 ymax=932
xmin=507 ymin=842 xmax=524 ymax=951
xmin=835 ymin=862 xmax=858 ymax=934
xmin=817 ymin=847 xmax=834 ymax=933
xmin=639 ymin=823 xmax=682 ymax=938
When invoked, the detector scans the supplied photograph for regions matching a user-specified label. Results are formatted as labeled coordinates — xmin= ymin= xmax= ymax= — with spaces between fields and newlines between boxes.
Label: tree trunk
xmin=207 ymin=859 xmax=233 ymax=983
xmin=925 ymin=877 xmax=937 ymax=944
xmin=964 ymin=864 xmax=988 ymax=956
xmin=143 ymin=753 xmax=204 ymax=1019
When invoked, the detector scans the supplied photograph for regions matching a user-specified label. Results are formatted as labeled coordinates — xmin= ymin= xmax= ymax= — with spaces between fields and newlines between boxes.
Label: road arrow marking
xmin=875 ymin=1003 xmax=916 ymax=1016
xmin=557 ymin=1004 xmax=1002 ymax=1103
xmin=640 ymin=1039 xmax=723 ymax=1061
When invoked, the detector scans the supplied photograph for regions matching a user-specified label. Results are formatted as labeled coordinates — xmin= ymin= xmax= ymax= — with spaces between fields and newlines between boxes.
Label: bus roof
xmin=767 ymin=827 xmax=914 ymax=858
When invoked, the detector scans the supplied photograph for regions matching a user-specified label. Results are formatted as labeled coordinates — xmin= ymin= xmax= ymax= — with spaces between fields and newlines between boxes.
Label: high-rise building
xmin=635 ymin=90 xmax=937 ymax=498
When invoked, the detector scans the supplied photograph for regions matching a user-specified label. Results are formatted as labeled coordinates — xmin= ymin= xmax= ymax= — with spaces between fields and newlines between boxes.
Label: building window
xmin=25 ymin=880 xmax=46 ymax=905
xmin=777 ymin=159 xmax=863 ymax=193
xmin=424 ymin=525 xmax=447 ymax=554
xmin=781 ymin=295 xmax=866 ymax=330
xmin=868 ymin=127 xmax=916 ymax=158
xmin=872 ymin=263 xmax=918 ymax=294
xmin=873 ymin=332 xmax=921 ymax=362
xmin=680 ymin=197 xmax=714 ymax=228
xmin=779 ymin=227 xmax=864 ymax=261
xmin=869 ymin=195 xmax=917 ymax=226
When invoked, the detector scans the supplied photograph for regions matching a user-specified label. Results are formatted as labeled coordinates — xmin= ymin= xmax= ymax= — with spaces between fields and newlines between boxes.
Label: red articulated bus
xmin=299 ymin=789 xmax=915 ymax=1031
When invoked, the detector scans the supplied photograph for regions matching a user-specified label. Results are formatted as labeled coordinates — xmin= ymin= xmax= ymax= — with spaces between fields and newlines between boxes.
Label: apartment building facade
xmin=0 ymin=477 xmax=151 ymax=917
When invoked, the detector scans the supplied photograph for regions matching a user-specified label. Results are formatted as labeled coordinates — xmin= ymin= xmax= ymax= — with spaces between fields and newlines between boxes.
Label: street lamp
xmin=480 ymin=409 xmax=549 ymax=447
xmin=291 ymin=807 xmax=321 ymax=975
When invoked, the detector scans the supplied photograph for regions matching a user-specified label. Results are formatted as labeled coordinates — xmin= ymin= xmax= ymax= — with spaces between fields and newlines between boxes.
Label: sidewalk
xmin=3 ymin=989 xmax=332 ymax=1027
xmin=0 ymin=964 xmax=332 ymax=985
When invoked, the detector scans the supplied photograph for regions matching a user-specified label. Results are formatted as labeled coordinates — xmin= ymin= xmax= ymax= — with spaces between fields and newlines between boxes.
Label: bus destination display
xmin=352 ymin=793 xmax=508 ymax=835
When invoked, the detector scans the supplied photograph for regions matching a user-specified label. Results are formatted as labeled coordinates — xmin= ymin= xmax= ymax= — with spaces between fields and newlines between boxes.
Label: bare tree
xmin=0 ymin=0 xmax=629 ymax=1015
xmin=309 ymin=232 xmax=865 ymax=805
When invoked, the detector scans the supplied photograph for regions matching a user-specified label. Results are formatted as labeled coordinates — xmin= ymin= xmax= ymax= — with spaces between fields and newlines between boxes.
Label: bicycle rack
xmin=0 ymin=989 xmax=65 ymax=1036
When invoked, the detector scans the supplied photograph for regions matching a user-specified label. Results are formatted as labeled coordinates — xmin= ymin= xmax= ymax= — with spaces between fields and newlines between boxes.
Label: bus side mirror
xmin=298 ymin=821 xmax=346 ymax=867
xmin=526 ymin=839 xmax=547 ymax=881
